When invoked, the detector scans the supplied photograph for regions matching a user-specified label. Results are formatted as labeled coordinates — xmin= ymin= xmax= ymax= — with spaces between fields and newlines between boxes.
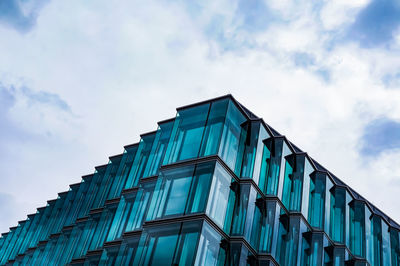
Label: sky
xmin=0 ymin=0 xmax=400 ymax=233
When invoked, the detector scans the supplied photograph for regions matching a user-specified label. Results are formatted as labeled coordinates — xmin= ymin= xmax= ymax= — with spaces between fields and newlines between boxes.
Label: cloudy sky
xmin=1 ymin=0 xmax=400 ymax=233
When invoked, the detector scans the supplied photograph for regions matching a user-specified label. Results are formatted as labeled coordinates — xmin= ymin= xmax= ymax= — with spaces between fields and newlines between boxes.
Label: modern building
xmin=0 ymin=95 xmax=399 ymax=266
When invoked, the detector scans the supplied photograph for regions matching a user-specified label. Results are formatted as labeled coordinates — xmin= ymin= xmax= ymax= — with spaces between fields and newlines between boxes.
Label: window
xmin=147 ymin=163 xmax=214 ymax=221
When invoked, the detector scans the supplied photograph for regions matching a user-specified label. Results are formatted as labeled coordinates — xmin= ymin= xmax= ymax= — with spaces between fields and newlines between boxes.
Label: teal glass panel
xmin=142 ymin=120 xmax=174 ymax=178
xmin=88 ymin=207 xmax=116 ymax=251
xmin=229 ymin=243 xmax=250 ymax=265
xmin=0 ymin=236 xmax=4 ymax=254
xmin=301 ymin=232 xmax=323 ymax=266
xmin=0 ymin=227 xmax=17 ymax=264
xmin=76 ymin=174 xmax=98 ymax=220
xmin=230 ymin=184 xmax=250 ymax=236
xmin=238 ymin=122 xmax=269 ymax=185
xmin=172 ymin=221 xmax=202 ymax=265
xmin=125 ymin=134 xmax=156 ymax=189
xmin=101 ymin=245 xmax=120 ymax=266
xmin=88 ymin=165 xmax=108 ymax=210
xmin=239 ymin=122 xmax=259 ymax=180
xmin=259 ymin=138 xmax=289 ymax=196
xmin=250 ymin=200 xmax=279 ymax=253
xmin=199 ymin=99 xmax=229 ymax=157
xmin=30 ymin=202 xmax=55 ymax=247
xmin=382 ymin=220 xmax=391 ymax=266
xmin=390 ymin=228 xmax=400 ymax=266
xmin=326 ymin=246 xmax=346 ymax=266
xmin=161 ymin=173 xmax=191 ymax=215
xmin=41 ymin=236 xmax=57 ymax=265
xmin=124 ymin=181 xmax=156 ymax=231
xmin=308 ymin=172 xmax=326 ymax=229
xmin=106 ymin=192 xmax=137 ymax=241
xmin=58 ymin=222 xmax=86 ymax=264
xmin=324 ymin=177 xmax=334 ymax=237
xmin=104 ymin=154 xmax=124 ymax=200
xmin=218 ymin=100 xmax=247 ymax=173
xmin=73 ymin=220 xmax=96 ymax=260
xmin=17 ymin=213 xmax=41 ymax=255
xmin=113 ymin=236 xmax=140 ymax=266
xmin=0 ymin=227 xmax=16 ymax=263
xmin=26 ymin=210 xmax=45 ymax=249
xmin=276 ymin=215 xmax=307 ymax=266
xmin=230 ymin=184 xmax=257 ymax=241
xmin=194 ymin=221 xmax=227 ymax=266
xmin=301 ymin=158 xmax=312 ymax=218
xmin=368 ymin=215 xmax=382 ymax=265
xmin=107 ymin=144 xmax=138 ymax=198
xmin=185 ymin=163 xmax=215 ymax=214
xmin=368 ymin=215 xmax=390 ymax=266
xmin=133 ymin=221 xmax=201 ymax=266
xmin=147 ymin=162 xmax=214 ymax=221
xmin=163 ymin=103 xmax=210 ymax=165
xmin=65 ymin=181 xmax=91 ymax=226
xmin=206 ymin=162 xmax=234 ymax=231
xmin=281 ymin=155 xmax=294 ymax=210
xmin=329 ymin=187 xmax=346 ymax=243
xmin=91 ymin=163 xmax=116 ymax=212
xmin=349 ymin=201 xmax=366 ymax=257
xmin=10 ymin=218 xmax=32 ymax=260
xmin=282 ymin=154 xmax=311 ymax=213
xmin=4 ymin=222 xmax=25 ymax=263
xmin=48 ymin=193 xmax=71 ymax=236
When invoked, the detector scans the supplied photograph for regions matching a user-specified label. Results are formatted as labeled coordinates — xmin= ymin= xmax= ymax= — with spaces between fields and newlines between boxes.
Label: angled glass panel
xmin=100 ymin=244 xmax=120 ymax=266
xmin=9 ymin=218 xmax=32 ymax=261
xmin=65 ymin=181 xmax=90 ymax=226
xmin=390 ymin=228 xmax=400 ymax=266
xmin=368 ymin=215 xmax=391 ymax=266
xmin=194 ymin=221 xmax=227 ymax=266
xmin=349 ymin=200 xmax=366 ymax=258
xmin=143 ymin=120 xmax=174 ymax=178
xmin=250 ymin=199 xmax=280 ymax=253
xmin=133 ymin=221 xmax=202 ymax=266
xmin=114 ymin=236 xmax=140 ymax=266
xmin=124 ymin=181 xmax=156 ymax=232
xmin=163 ymin=103 xmax=210 ymax=165
xmin=125 ymin=134 xmax=156 ymax=188
xmin=147 ymin=162 xmax=214 ymax=221
xmin=199 ymin=99 xmax=229 ymax=157
xmin=301 ymin=232 xmax=324 ymax=266
xmin=218 ymin=100 xmax=247 ymax=173
xmin=0 ymin=227 xmax=18 ymax=264
xmin=74 ymin=220 xmax=95 ymax=260
xmin=259 ymin=138 xmax=290 ymax=196
xmin=238 ymin=122 xmax=269 ymax=185
xmin=230 ymin=184 xmax=257 ymax=241
xmin=17 ymin=213 xmax=41 ymax=255
xmin=106 ymin=144 xmax=138 ymax=199
xmin=104 ymin=154 xmax=125 ymax=200
xmin=308 ymin=172 xmax=327 ymax=229
xmin=206 ymin=162 xmax=234 ymax=231
xmin=88 ymin=207 xmax=116 ymax=252
xmin=275 ymin=214 xmax=308 ymax=266
xmin=281 ymin=154 xmax=311 ymax=214
xmin=88 ymin=165 xmax=108 ymax=210
xmin=106 ymin=192 xmax=137 ymax=241
xmin=76 ymin=174 xmax=98 ymax=219
xmin=228 ymin=243 xmax=250 ymax=265
xmin=329 ymin=187 xmax=348 ymax=244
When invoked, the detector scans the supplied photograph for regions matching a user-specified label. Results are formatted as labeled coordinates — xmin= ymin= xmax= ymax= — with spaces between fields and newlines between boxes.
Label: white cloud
xmin=320 ymin=0 xmax=370 ymax=30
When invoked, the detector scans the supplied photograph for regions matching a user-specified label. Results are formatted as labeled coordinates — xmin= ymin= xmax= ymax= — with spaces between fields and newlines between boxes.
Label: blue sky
xmin=0 ymin=0 xmax=400 ymax=233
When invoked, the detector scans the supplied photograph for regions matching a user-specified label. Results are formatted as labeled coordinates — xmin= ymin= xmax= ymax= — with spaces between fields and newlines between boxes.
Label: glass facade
xmin=0 ymin=95 xmax=399 ymax=266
